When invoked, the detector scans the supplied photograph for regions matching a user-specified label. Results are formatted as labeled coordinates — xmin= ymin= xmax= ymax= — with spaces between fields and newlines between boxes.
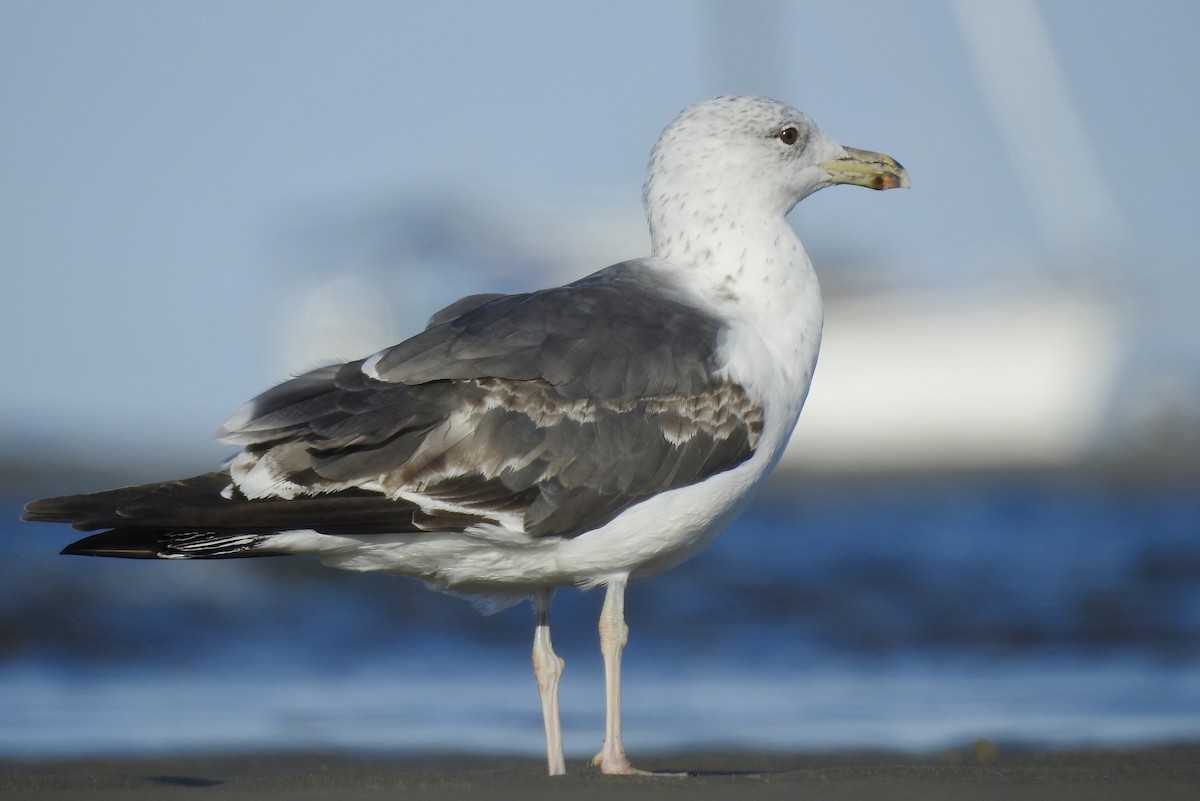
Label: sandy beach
xmin=3 ymin=744 xmax=1198 ymax=800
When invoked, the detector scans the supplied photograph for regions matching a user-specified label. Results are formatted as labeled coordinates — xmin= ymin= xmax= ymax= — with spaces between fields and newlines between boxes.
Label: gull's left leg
xmin=590 ymin=576 xmax=653 ymax=775
xmin=532 ymin=588 xmax=566 ymax=776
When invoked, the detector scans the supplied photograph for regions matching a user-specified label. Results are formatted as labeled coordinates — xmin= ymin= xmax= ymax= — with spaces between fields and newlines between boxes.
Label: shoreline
xmin=3 ymin=744 xmax=1198 ymax=800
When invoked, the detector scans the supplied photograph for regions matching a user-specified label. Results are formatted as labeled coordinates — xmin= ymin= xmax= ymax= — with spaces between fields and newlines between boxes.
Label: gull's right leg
xmin=590 ymin=576 xmax=654 ymax=775
xmin=532 ymin=588 xmax=566 ymax=776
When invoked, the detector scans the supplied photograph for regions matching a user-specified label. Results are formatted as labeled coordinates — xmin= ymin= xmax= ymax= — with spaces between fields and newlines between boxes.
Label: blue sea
xmin=3 ymin=473 xmax=1199 ymax=758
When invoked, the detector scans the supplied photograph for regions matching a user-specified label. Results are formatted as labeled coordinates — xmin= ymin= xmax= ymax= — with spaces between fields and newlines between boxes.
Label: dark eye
xmin=776 ymin=126 xmax=801 ymax=146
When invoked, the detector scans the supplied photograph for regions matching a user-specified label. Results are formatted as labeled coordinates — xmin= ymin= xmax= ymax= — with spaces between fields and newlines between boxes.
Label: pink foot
xmin=591 ymin=751 xmax=686 ymax=776
xmin=591 ymin=751 xmax=653 ymax=775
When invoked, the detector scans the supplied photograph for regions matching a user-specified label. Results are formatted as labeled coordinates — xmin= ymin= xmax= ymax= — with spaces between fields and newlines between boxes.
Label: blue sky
xmin=2 ymin=0 xmax=1197 ymax=460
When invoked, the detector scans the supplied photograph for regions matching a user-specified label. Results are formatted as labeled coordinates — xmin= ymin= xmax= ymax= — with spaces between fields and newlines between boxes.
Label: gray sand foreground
xmin=2 ymin=745 xmax=1199 ymax=800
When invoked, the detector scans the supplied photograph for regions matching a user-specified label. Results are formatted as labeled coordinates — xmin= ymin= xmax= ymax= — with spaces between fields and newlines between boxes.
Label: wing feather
xmin=212 ymin=261 xmax=766 ymax=540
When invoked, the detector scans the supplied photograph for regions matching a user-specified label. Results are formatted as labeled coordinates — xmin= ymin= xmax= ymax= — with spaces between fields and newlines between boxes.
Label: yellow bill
xmin=820 ymin=147 xmax=910 ymax=191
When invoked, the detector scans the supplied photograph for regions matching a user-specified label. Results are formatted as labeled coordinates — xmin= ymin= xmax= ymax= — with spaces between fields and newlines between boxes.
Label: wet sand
xmin=2 ymin=744 xmax=1198 ymax=800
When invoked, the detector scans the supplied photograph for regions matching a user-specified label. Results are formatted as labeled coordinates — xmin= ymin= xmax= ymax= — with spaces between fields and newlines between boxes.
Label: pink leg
xmin=590 ymin=577 xmax=653 ymax=775
xmin=532 ymin=589 xmax=566 ymax=776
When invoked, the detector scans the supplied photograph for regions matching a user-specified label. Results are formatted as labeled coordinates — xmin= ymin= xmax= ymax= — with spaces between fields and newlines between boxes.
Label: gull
xmin=24 ymin=96 xmax=908 ymax=776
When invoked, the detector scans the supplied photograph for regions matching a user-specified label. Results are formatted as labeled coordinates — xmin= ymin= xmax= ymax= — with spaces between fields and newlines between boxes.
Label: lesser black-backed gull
xmin=24 ymin=96 xmax=908 ymax=775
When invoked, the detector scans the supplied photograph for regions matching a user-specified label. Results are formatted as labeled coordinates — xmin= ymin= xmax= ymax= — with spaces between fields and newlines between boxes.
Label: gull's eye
xmin=776 ymin=126 xmax=801 ymax=146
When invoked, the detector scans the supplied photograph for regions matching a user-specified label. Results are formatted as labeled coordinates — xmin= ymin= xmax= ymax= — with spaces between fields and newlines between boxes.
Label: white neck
xmin=648 ymin=205 xmax=824 ymax=401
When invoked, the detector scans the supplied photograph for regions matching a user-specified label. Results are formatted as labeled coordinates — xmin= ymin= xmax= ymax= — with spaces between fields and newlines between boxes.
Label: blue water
xmin=3 ymin=475 xmax=1199 ymax=756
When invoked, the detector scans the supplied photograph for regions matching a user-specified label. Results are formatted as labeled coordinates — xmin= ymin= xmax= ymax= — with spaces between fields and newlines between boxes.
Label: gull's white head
xmin=644 ymin=96 xmax=908 ymax=259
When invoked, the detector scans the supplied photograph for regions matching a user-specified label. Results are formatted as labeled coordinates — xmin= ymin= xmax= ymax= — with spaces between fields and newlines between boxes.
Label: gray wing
xmin=363 ymin=264 xmax=726 ymax=399
xmin=220 ymin=261 xmax=764 ymax=539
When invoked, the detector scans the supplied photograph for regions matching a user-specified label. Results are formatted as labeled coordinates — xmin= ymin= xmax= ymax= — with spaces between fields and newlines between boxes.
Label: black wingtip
xmin=60 ymin=530 xmax=165 ymax=559
xmin=23 ymin=494 xmax=110 ymax=529
xmin=22 ymin=497 xmax=67 ymax=523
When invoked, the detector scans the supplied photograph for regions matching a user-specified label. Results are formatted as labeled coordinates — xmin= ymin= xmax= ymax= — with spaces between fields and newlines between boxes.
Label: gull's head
xmin=645 ymin=96 xmax=909 ymax=226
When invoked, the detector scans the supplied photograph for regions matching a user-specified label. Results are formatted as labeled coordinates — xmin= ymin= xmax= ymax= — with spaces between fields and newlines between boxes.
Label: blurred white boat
xmin=790 ymin=290 xmax=1122 ymax=470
